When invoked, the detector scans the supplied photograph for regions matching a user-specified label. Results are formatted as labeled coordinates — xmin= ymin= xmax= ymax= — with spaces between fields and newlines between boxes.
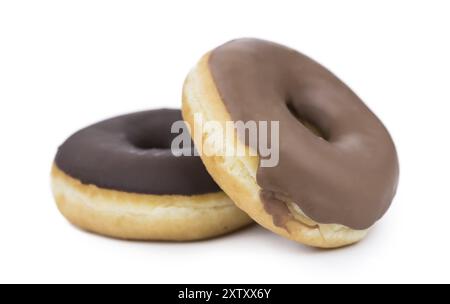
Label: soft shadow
xmin=67 ymin=221 xmax=256 ymax=246
xmin=68 ymin=220 xmax=377 ymax=254
xmin=247 ymin=225 xmax=372 ymax=255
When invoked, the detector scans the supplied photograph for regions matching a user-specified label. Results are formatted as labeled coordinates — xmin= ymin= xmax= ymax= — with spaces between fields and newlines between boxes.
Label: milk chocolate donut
xmin=51 ymin=109 xmax=252 ymax=241
xmin=182 ymin=39 xmax=399 ymax=248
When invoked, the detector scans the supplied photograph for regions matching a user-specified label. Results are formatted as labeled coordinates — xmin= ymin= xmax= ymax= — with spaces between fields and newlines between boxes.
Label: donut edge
xmin=182 ymin=53 xmax=369 ymax=248
xmin=51 ymin=164 xmax=252 ymax=241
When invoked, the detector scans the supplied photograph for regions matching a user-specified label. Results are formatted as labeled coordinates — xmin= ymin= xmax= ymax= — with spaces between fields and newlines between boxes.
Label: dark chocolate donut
xmin=55 ymin=109 xmax=220 ymax=195
xmin=51 ymin=109 xmax=252 ymax=241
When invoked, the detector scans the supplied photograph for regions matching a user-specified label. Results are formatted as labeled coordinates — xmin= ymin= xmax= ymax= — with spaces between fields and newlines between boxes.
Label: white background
xmin=0 ymin=0 xmax=449 ymax=284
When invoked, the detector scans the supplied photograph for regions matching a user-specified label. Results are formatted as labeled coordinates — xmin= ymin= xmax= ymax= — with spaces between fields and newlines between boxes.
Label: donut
xmin=182 ymin=39 xmax=399 ymax=248
xmin=51 ymin=109 xmax=252 ymax=241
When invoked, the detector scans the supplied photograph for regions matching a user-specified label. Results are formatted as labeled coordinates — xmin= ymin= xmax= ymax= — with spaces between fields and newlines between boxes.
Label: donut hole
xmin=286 ymin=101 xmax=329 ymax=140
xmin=128 ymin=133 xmax=172 ymax=150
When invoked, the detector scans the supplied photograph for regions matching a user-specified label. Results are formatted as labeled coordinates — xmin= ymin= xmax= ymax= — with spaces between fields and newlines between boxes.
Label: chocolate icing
xmin=209 ymin=39 xmax=399 ymax=230
xmin=55 ymin=109 xmax=221 ymax=195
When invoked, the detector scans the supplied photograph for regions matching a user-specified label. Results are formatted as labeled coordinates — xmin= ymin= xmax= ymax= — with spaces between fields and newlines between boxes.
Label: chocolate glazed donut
xmin=51 ymin=109 xmax=252 ymax=241
xmin=182 ymin=39 xmax=399 ymax=248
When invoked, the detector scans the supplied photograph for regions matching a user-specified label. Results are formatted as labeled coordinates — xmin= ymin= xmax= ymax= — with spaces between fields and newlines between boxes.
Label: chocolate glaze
xmin=209 ymin=39 xmax=399 ymax=230
xmin=55 ymin=109 xmax=221 ymax=195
